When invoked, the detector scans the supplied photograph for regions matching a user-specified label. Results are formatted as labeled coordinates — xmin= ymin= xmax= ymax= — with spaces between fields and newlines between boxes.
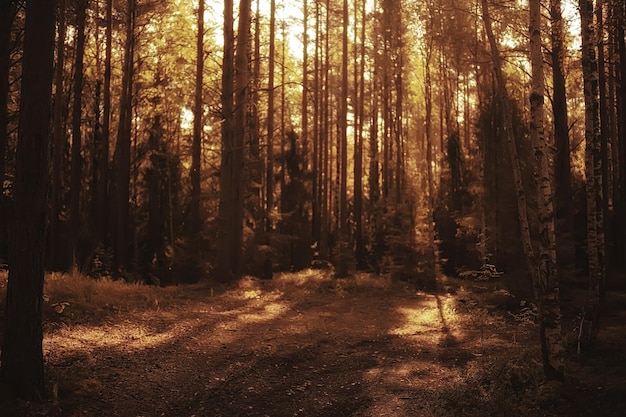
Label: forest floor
xmin=0 ymin=269 xmax=625 ymax=417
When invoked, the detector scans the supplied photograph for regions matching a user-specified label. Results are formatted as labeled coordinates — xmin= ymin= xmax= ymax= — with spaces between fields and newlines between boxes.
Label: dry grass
xmin=0 ymin=270 xmax=194 ymax=328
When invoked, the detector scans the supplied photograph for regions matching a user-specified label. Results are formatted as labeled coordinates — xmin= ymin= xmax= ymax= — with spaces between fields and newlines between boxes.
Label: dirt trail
xmin=3 ymin=270 xmax=625 ymax=416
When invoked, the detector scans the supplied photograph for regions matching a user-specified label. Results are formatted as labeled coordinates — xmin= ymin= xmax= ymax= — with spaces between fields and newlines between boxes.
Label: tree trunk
xmin=550 ymin=0 xmax=572 ymax=240
xmin=189 ymin=0 xmax=204 ymax=233
xmin=49 ymin=0 xmax=67 ymax=269
xmin=480 ymin=0 xmax=536 ymax=281
xmin=596 ymin=0 xmax=610 ymax=279
xmin=336 ymin=0 xmax=349 ymax=277
xmin=215 ymin=0 xmax=249 ymax=281
xmin=579 ymin=0 xmax=605 ymax=345
xmin=354 ymin=0 xmax=366 ymax=270
xmin=530 ymin=0 xmax=565 ymax=380
xmin=617 ymin=0 xmax=626 ymax=265
xmin=265 ymin=0 xmax=275 ymax=236
xmin=113 ymin=0 xmax=136 ymax=271
xmin=97 ymin=0 xmax=113 ymax=245
xmin=70 ymin=0 xmax=88 ymax=263
xmin=0 ymin=0 xmax=15 ymax=189
xmin=0 ymin=0 xmax=57 ymax=399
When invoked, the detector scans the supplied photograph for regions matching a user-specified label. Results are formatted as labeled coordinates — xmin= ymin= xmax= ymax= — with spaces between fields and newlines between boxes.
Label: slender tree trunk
xmin=232 ymin=0 xmax=250 ymax=274
xmin=265 ymin=0 xmax=275 ymax=236
xmin=97 ymin=0 xmax=112 ymax=245
xmin=312 ymin=0 xmax=320 ymax=248
xmin=550 ymin=0 xmax=572 ymax=234
xmin=113 ymin=0 xmax=136 ymax=271
xmin=0 ymin=0 xmax=15 ymax=189
xmin=189 ymin=0 xmax=204 ymax=233
xmin=580 ymin=0 xmax=605 ymax=345
xmin=302 ymin=0 xmax=309 ymax=173
xmin=530 ymin=0 xmax=565 ymax=380
xmin=336 ymin=0 xmax=349 ymax=277
xmin=0 ymin=0 xmax=57 ymax=399
xmin=597 ymin=0 xmax=610 ymax=277
xmin=480 ymin=0 xmax=536 ymax=280
xmin=70 ymin=0 xmax=88 ymax=264
xmin=617 ymin=0 xmax=626 ymax=265
xmin=320 ymin=0 xmax=330 ymax=259
xmin=354 ymin=0 xmax=366 ymax=270
xmin=49 ymin=0 xmax=67 ymax=268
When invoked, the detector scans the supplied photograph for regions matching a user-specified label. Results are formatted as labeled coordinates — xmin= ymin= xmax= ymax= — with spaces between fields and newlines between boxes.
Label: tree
xmin=112 ymin=0 xmax=136 ymax=271
xmin=579 ymin=0 xmax=605 ymax=345
xmin=0 ymin=0 xmax=57 ymax=399
xmin=530 ymin=0 xmax=565 ymax=379
xmin=49 ymin=0 xmax=67 ymax=269
xmin=189 ymin=0 xmax=204 ymax=233
xmin=215 ymin=0 xmax=250 ymax=281
xmin=0 ymin=0 xmax=15 ymax=189
xmin=265 ymin=0 xmax=276 ymax=237
xmin=70 ymin=0 xmax=89 ymax=263
xmin=550 ymin=0 xmax=572 ymax=234
xmin=336 ymin=0 xmax=349 ymax=277
xmin=481 ymin=0 xmax=564 ymax=380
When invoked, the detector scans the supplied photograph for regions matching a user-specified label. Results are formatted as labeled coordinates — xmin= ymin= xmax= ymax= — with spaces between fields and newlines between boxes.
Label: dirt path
xmin=3 ymin=270 xmax=626 ymax=416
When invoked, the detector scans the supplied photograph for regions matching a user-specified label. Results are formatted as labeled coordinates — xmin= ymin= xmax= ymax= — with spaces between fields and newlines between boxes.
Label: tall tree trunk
xmin=617 ymin=0 xmax=626 ymax=265
xmin=550 ymin=0 xmax=573 ymax=240
xmin=312 ymin=0 xmax=321 ymax=250
xmin=189 ymin=0 xmax=204 ymax=233
xmin=232 ymin=0 xmax=250 ymax=274
xmin=320 ymin=0 xmax=330 ymax=259
xmin=579 ymin=0 xmax=605 ymax=345
xmin=70 ymin=0 xmax=88 ymax=264
xmin=113 ymin=0 xmax=136 ymax=271
xmin=215 ymin=0 xmax=249 ymax=280
xmin=265 ymin=0 xmax=275 ymax=236
xmin=0 ymin=0 xmax=15 ymax=189
xmin=49 ymin=0 xmax=67 ymax=268
xmin=336 ymin=0 xmax=349 ymax=277
xmin=530 ymin=0 xmax=565 ymax=380
xmin=597 ymin=0 xmax=610 ymax=277
xmin=301 ymin=0 xmax=309 ymax=173
xmin=0 ymin=0 xmax=57 ymax=399
xmin=97 ymin=0 xmax=112 ymax=245
xmin=480 ymin=0 xmax=536 ymax=281
xmin=354 ymin=0 xmax=366 ymax=270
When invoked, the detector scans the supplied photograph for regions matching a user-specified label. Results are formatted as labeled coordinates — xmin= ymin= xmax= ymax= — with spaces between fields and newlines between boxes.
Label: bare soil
xmin=1 ymin=270 xmax=625 ymax=416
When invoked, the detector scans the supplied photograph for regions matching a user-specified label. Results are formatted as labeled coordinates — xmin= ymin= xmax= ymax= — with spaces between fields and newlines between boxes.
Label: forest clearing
xmin=1 ymin=269 xmax=625 ymax=417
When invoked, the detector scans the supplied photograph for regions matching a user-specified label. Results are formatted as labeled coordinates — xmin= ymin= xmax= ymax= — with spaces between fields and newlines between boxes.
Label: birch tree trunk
xmin=480 ymin=0 xmax=536 ymax=281
xmin=530 ymin=0 xmax=565 ymax=380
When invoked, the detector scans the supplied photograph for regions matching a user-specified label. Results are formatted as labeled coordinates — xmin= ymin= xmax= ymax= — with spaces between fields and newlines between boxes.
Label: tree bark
xmin=0 ymin=0 xmax=57 ymax=399
xmin=530 ymin=0 xmax=565 ymax=380
xmin=336 ymin=0 xmax=349 ymax=277
xmin=0 ymin=0 xmax=15 ymax=189
xmin=189 ymin=0 xmax=204 ymax=233
xmin=265 ymin=0 xmax=275 ymax=236
xmin=550 ymin=0 xmax=572 ymax=231
xmin=113 ymin=0 xmax=136 ymax=271
xmin=49 ymin=0 xmax=67 ymax=268
xmin=579 ymin=0 xmax=605 ymax=345
xmin=97 ymin=0 xmax=113 ymax=245
xmin=70 ymin=0 xmax=88 ymax=263
xmin=480 ymin=0 xmax=536 ymax=281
